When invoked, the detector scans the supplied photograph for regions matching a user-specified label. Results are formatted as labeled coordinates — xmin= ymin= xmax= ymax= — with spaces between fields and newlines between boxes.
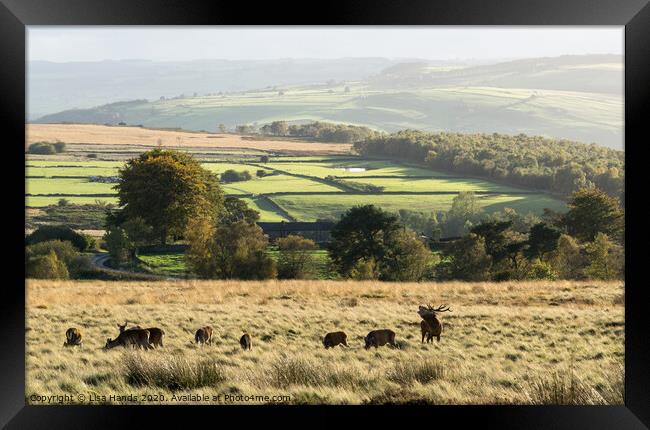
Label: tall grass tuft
xmin=122 ymin=352 xmax=227 ymax=391
xmin=528 ymin=367 xmax=624 ymax=405
xmin=387 ymin=360 xmax=446 ymax=385
xmin=265 ymin=356 xmax=371 ymax=389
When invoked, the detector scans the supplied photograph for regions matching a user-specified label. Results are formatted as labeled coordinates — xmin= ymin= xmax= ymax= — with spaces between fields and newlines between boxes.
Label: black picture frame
xmin=2 ymin=0 xmax=649 ymax=427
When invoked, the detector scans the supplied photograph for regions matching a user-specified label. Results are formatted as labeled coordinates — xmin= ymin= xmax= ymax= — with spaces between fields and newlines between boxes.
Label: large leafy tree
xmin=470 ymin=220 xmax=513 ymax=264
xmin=442 ymin=192 xmax=484 ymax=237
xmin=438 ymin=233 xmax=492 ymax=281
xmin=379 ymin=229 xmax=432 ymax=282
xmin=221 ymin=197 xmax=260 ymax=225
xmin=185 ymin=219 xmax=275 ymax=279
xmin=116 ymin=149 xmax=224 ymax=244
xmin=525 ymin=222 xmax=562 ymax=260
xmin=584 ymin=233 xmax=624 ymax=280
xmin=328 ymin=205 xmax=401 ymax=276
xmin=563 ymin=187 xmax=624 ymax=243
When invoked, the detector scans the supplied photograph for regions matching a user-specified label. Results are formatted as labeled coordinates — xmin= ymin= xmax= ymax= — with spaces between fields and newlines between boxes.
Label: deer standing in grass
xmin=63 ymin=328 xmax=83 ymax=347
xmin=195 ymin=326 xmax=213 ymax=345
xmin=364 ymin=329 xmax=397 ymax=349
xmin=418 ymin=304 xmax=452 ymax=343
xmin=323 ymin=331 xmax=348 ymax=349
xmin=240 ymin=333 xmax=252 ymax=350
xmin=118 ymin=321 xmax=165 ymax=348
xmin=104 ymin=328 xmax=151 ymax=350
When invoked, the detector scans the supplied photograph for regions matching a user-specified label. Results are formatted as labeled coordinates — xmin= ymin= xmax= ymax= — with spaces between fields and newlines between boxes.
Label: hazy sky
xmin=27 ymin=26 xmax=623 ymax=62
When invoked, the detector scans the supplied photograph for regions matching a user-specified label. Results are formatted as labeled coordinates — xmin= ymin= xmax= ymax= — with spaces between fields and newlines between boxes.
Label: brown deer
xmin=195 ymin=326 xmax=213 ymax=345
xmin=418 ymin=304 xmax=452 ymax=343
xmin=239 ymin=333 xmax=252 ymax=350
xmin=63 ymin=328 xmax=83 ymax=347
xmin=118 ymin=322 xmax=165 ymax=348
xmin=364 ymin=329 xmax=397 ymax=349
xmin=104 ymin=328 xmax=151 ymax=350
xmin=323 ymin=331 xmax=348 ymax=349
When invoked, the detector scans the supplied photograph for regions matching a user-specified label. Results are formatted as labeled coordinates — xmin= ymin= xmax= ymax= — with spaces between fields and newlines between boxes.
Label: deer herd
xmin=61 ymin=304 xmax=452 ymax=351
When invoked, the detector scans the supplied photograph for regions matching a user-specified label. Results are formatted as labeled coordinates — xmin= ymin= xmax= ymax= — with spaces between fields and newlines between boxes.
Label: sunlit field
xmin=26 ymin=279 xmax=624 ymax=405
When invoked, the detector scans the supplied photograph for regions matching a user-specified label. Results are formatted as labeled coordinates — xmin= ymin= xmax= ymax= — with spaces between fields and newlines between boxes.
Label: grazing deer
xmin=118 ymin=322 xmax=164 ymax=348
xmin=195 ymin=326 xmax=213 ymax=345
xmin=105 ymin=328 xmax=151 ymax=350
xmin=364 ymin=329 xmax=397 ymax=349
xmin=63 ymin=328 xmax=83 ymax=348
xmin=418 ymin=304 xmax=452 ymax=343
xmin=240 ymin=333 xmax=252 ymax=350
xmin=323 ymin=331 xmax=348 ymax=349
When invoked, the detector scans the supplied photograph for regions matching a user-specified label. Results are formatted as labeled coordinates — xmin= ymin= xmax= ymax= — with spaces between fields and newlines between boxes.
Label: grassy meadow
xmin=26 ymin=279 xmax=624 ymax=405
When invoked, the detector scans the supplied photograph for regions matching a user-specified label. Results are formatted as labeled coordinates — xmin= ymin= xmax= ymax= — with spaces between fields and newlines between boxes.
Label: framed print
xmin=2 ymin=0 xmax=649 ymax=427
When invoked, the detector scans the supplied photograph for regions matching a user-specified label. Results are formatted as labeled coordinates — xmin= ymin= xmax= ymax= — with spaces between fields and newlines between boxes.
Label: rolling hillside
xmin=33 ymin=55 xmax=623 ymax=149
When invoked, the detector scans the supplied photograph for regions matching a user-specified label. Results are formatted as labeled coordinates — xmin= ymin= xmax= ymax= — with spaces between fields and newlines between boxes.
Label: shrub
xmin=53 ymin=142 xmax=66 ymax=153
xmin=256 ymin=169 xmax=267 ymax=178
xmin=349 ymin=258 xmax=379 ymax=280
xmin=87 ymin=153 xmax=98 ymax=158
xmin=57 ymin=198 xmax=70 ymax=207
xmin=66 ymin=255 xmax=94 ymax=277
xmin=26 ymin=251 xmax=69 ymax=279
xmin=25 ymin=240 xmax=78 ymax=266
xmin=220 ymin=169 xmax=252 ymax=183
xmin=277 ymin=235 xmax=318 ymax=279
xmin=27 ymin=142 xmax=56 ymax=155
xmin=26 ymin=225 xmax=92 ymax=251
xmin=185 ymin=219 xmax=276 ymax=279
xmin=527 ymin=259 xmax=558 ymax=280
xmin=103 ymin=226 xmax=133 ymax=264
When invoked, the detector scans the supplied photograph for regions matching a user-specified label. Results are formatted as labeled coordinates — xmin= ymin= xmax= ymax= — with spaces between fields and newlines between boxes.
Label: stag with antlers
xmin=418 ymin=304 xmax=452 ymax=343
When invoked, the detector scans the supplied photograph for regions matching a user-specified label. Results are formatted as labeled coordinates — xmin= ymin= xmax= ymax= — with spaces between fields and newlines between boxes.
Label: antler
xmin=418 ymin=304 xmax=452 ymax=317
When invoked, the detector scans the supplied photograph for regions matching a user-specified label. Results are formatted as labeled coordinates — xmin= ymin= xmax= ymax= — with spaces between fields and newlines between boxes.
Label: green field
xmin=222 ymin=174 xmax=341 ymax=195
xmin=138 ymin=252 xmax=188 ymax=277
xmin=336 ymin=177 xmax=525 ymax=193
xmin=26 ymin=195 xmax=119 ymax=207
xmin=27 ymin=178 xmax=116 ymax=195
xmin=266 ymin=160 xmax=449 ymax=178
xmin=271 ymin=193 xmax=566 ymax=222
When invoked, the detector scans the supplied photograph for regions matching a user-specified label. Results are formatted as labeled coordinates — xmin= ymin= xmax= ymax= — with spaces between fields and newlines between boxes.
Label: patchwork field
xmin=26 ymin=279 xmax=624 ymax=405
xmin=24 ymin=123 xmax=568 ymax=231
xmin=25 ymin=150 xmax=566 ymax=226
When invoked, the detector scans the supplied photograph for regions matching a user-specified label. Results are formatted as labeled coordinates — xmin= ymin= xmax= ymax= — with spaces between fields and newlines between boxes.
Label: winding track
xmin=90 ymin=253 xmax=175 ymax=281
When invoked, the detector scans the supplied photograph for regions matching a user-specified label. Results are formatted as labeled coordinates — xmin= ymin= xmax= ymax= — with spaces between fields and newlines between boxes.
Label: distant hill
xmin=369 ymin=54 xmax=623 ymax=94
xmin=27 ymin=58 xmax=415 ymax=119
xmin=32 ymin=55 xmax=623 ymax=149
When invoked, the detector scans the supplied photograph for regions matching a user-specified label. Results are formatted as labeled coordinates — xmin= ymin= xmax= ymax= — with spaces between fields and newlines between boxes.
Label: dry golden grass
xmin=26 ymin=279 xmax=624 ymax=405
xmin=26 ymin=124 xmax=352 ymax=155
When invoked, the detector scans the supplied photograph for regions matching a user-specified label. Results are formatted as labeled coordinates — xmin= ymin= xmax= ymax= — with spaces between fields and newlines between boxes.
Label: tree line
xmin=236 ymin=121 xmax=379 ymax=143
xmin=353 ymin=130 xmax=624 ymax=200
